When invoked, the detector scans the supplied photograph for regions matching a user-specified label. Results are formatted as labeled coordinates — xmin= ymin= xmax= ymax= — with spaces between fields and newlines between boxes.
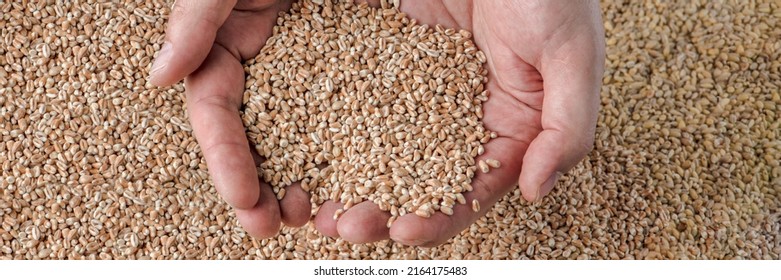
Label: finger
xmin=336 ymin=202 xmax=390 ymax=243
xmin=279 ymin=183 xmax=312 ymax=227
xmin=313 ymin=201 xmax=342 ymax=238
xmin=518 ymin=28 xmax=606 ymax=202
xmin=250 ymin=146 xmax=264 ymax=165
xmin=150 ymin=0 xmax=237 ymax=86
xmin=357 ymin=0 xmax=468 ymax=30
xmin=249 ymin=140 xmax=311 ymax=227
xmin=390 ymin=192 xmax=483 ymax=247
xmin=390 ymin=173 xmax=501 ymax=247
xmin=390 ymin=137 xmax=524 ymax=246
xmin=215 ymin=0 xmax=293 ymax=60
xmin=185 ymin=45 xmax=260 ymax=209
xmin=517 ymin=131 xmax=575 ymax=202
xmin=235 ymin=180 xmax=281 ymax=239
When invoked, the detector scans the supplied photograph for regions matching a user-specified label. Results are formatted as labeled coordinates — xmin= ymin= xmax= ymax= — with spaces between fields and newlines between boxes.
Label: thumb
xmin=149 ymin=0 xmax=237 ymax=86
xmin=518 ymin=17 xmax=605 ymax=202
xmin=518 ymin=129 xmax=591 ymax=202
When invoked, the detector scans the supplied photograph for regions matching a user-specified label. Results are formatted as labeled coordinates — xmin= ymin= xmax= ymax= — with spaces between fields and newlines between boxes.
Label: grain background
xmin=0 ymin=0 xmax=779 ymax=259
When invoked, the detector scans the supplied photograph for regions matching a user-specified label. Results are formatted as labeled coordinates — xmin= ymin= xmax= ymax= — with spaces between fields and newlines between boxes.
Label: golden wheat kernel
xmin=471 ymin=199 xmax=480 ymax=213
xmin=478 ymin=160 xmax=490 ymax=173
xmin=485 ymin=159 xmax=501 ymax=169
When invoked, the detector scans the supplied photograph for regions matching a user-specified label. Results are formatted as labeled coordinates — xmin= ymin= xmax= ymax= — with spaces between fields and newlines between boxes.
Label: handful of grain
xmin=241 ymin=0 xmax=495 ymax=225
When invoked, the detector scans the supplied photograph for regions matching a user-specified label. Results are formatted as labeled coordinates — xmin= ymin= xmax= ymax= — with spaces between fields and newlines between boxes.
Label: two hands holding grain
xmin=148 ymin=0 xmax=605 ymax=247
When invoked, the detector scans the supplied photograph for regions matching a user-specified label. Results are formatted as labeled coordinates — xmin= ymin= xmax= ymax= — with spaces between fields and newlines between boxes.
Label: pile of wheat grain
xmin=241 ymin=0 xmax=493 ymax=225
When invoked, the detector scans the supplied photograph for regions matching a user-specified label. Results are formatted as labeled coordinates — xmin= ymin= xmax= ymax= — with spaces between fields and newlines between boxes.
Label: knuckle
xmin=189 ymin=93 xmax=240 ymax=112
xmin=573 ymin=139 xmax=594 ymax=161
xmin=572 ymin=128 xmax=596 ymax=158
xmin=169 ymin=0 xmax=227 ymax=33
xmin=579 ymin=137 xmax=595 ymax=155
xmin=170 ymin=0 xmax=187 ymax=21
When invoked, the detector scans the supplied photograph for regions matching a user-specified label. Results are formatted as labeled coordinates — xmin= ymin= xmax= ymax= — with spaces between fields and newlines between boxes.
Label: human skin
xmin=149 ymin=0 xmax=605 ymax=246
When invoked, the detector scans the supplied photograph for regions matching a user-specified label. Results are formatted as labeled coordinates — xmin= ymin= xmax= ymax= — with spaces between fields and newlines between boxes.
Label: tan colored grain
xmin=485 ymin=159 xmax=501 ymax=169
xmin=478 ymin=160 xmax=490 ymax=173
xmin=0 ymin=0 xmax=778 ymax=261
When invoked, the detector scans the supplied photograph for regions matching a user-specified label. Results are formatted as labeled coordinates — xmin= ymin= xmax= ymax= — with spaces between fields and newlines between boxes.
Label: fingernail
xmin=408 ymin=239 xmax=426 ymax=246
xmin=150 ymin=42 xmax=172 ymax=76
xmin=535 ymin=172 xmax=561 ymax=202
xmin=395 ymin=237 xmax=426 ymax=246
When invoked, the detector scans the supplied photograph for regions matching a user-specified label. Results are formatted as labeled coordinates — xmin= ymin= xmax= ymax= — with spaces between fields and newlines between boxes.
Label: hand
xmin=149 ymin=0 xmax=313 ymax=239
xmin=314 ymin=0 xmax=606 ymax=246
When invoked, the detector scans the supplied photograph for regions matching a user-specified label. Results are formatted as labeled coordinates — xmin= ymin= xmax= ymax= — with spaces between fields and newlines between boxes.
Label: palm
xmin=399 ymin=1 xmax=547 ymax=195
xmin=316 ymin=0 xmax=546 ymax=246
xmin=313 ymin=1 xmax=604 ymax=246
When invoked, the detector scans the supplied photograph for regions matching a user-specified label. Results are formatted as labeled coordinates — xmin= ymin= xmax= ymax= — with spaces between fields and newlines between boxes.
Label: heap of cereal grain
xmin=241 ymin=0 xmax=496 ymax=226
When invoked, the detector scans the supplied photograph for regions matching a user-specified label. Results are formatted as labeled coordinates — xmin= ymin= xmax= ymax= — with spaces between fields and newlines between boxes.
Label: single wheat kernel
xmin=478 ymin=160 xmax=490 ymax=173
xmin=386 ymin=216 xmax=397 ymax=228
xmin=441 ymin=206 xmax=454 ymax=216
xmin=485 ymin=159 xmax=501 ymax=169
xmin=333 ymin=209 xmax=344 ymax=220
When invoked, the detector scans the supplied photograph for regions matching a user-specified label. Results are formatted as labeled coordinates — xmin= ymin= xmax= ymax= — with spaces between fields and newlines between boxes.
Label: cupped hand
xmin=314 ymin=0 xmax=606 ymax=246
xmin=149 ymin=0 xmax=313 ymax=239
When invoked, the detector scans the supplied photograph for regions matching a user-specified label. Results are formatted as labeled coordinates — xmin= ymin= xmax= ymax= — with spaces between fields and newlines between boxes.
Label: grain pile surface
xmin=1 ymin=0 xmax=779 ymax=260
xmin=241 ymin=0 xmax=492 ymax=222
